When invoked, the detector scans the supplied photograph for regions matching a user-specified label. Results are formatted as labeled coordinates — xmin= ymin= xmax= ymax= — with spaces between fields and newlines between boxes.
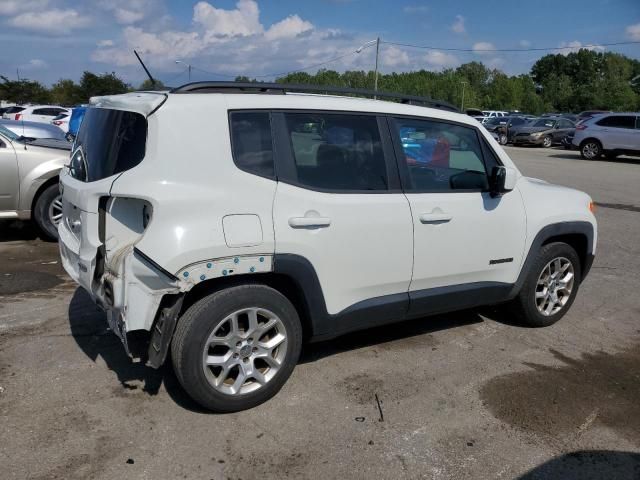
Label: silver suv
xmin=573 ymin=113 xmax=640 ymax=160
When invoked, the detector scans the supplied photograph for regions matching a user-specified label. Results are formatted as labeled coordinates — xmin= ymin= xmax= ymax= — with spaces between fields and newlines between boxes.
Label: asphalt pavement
xmin=1 ymin=146 xmax=639 ymax=480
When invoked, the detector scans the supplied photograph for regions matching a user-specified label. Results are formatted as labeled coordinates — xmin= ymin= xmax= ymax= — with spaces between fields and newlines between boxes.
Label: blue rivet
xmin=200 ymin=274 xmax=206 ymax=281
xmin=250 ymin=266 xmax=255 ymax=273
xmin=206 ymin=262 xmax=212 ymax=268
xmin=234 ymin=257 xmax=240 ymax=264
xmin=183 ymin=271 xmax=189 ymax=277
xmin=222 ymin=270 xmax=228 ymax=276
xmin=259 ymin=257 xmax=264 ymax=262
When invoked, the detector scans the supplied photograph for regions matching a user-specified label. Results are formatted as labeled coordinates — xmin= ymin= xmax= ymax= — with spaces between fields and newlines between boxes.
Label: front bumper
xmin=512 ymin=136 xmax=544 ymax=145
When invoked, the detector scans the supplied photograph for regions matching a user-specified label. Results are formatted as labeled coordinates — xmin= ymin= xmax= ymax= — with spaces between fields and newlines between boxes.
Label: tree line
xmin=2 ymin=50 xmax=639 ymax=114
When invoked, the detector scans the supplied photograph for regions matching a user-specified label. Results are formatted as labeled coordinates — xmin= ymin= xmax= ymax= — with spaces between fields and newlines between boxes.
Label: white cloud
xmin=626 ymin=23 xmax=640 ymax=41
xmin=0 ymin=0 xmax=48 ymax=16
xmin=20 ymin=59 xmax=48 ymax=70
xmin=264 ymin=15 xmax=313 ymax=41
xmin=381 ymin=46 xmax=410 ymax=67
xmin=97 ymin=39 xmax=115 ymax=47
xmin=472 ymin=41 xmax=496 ymax=55
xmin=423 ymin=50 xmax=459 ymax=69
xmin=557 ymin=40 xmax=605 ymax=55
xmin=97 ymin=0 xmax=161 ymax=25
xmin=193 ymin=0 xmax=263 ymax=37
xmin=403 ymin=5 xmax=429 ymax=14
xmin=451 ymin=15 xmax=465 ymax=34
xmin=519 ymin=40 xmax=531 ymax=48
xmin=8 ymin=8 xmax=91 ymax=34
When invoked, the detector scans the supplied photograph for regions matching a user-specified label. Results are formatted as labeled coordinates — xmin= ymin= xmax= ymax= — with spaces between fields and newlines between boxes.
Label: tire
xmin=33 ymin=183 xmax=62 ymax=241
xmin=171 ymin=284 xmax=302 ymax=412
xmin=580 ymin=140 xmax=602 ymax=160
xmin=542 ymin=135 xmax=553 ymax=148
xmin=510 ymin=242 xmax=581 ymax=328
xmin=498 ymin=133 xmax=508 ymax=145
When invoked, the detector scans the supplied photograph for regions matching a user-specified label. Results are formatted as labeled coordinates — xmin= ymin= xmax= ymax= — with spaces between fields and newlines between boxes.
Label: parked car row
xmin=0 ymin=104 xmax=87 ymax=141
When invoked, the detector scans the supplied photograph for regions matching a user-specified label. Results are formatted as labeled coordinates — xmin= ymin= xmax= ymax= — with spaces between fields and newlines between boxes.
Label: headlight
xmin=530 ymin=132 xmax=542 ymax=138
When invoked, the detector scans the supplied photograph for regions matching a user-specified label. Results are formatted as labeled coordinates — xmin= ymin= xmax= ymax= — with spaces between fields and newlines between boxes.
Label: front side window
xmin=392 ymin=117 xmax=489 ymax=192
xmin=229 ymin=112 xmax=274 ymax=178
xmin=283 ymin=113 xmax=388 ymax=191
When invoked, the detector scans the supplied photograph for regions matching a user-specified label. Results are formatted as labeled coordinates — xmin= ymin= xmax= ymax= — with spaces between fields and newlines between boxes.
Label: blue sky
xmin=1 ymin=0 xmax=639 ymax=87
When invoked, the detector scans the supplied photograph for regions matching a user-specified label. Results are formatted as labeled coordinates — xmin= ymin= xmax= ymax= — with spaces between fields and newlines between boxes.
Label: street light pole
xmin=374 ymin=37 xmax=380 ymax=98
xmin=175 ymin=60 xmax=192 ymax=82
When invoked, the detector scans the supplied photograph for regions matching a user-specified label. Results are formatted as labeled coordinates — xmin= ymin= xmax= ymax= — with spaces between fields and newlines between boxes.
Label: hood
xmin=24 ymin=138 xmax=72 ymax=151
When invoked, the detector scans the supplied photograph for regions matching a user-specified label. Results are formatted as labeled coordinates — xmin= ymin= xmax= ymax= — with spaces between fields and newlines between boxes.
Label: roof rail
xmin=170 ymin=81 xmax=459 ymax=112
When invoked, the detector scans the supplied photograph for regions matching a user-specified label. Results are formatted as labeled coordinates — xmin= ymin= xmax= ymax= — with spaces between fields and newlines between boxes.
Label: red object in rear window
xmin=15 ymin=113 xmax=21 ymax=121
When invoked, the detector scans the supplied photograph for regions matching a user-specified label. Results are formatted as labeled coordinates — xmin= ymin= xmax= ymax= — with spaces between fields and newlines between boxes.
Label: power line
xmin=382 ymin=40 xmax=640 ymax=53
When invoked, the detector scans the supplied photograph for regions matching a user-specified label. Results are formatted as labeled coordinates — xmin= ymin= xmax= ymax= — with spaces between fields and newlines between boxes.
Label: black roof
xmin=170 ymin=81 xmax=459 ymax=113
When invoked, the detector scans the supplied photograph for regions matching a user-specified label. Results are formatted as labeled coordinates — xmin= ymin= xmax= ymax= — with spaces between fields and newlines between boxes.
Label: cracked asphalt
xmin=1 ymin=147 xmax=639 ymax=480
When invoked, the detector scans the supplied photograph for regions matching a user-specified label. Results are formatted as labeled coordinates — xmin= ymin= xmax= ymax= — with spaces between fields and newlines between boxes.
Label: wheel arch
xmin=30 ymin=175 xmax=60 ymax=213
xmin=579 ymin=137 xmax=602 ymax=149
xmin=510 ymin=221 xmax=595 ymax=298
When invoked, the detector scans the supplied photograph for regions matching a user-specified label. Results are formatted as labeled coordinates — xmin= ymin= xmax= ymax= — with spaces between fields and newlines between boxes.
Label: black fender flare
xmin=508 ymin=221 xmax=595 ymax=299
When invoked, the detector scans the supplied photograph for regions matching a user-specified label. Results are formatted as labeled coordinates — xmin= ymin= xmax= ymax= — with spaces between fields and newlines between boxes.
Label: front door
xmin=0 ymin=136 xmax=18 ymax=212
xmin=388 ymin=116 xmax=526 ymax=315
xmin=272 ymin=111 xmax=413 ymax=319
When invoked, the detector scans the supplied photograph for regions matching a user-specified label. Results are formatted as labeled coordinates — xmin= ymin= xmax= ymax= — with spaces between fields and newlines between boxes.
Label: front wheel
xmin=498 ymin=133 xmax=508 ymax=145
xmin=33 ymin=184 xmax=62 ymax=241
xmin=542 ymin=135 xmax=553 ymax=148
xmin=510 ymin=242 xmax=581 ymax=327
xmin=171 ymin=284 xmax=302 ymax=412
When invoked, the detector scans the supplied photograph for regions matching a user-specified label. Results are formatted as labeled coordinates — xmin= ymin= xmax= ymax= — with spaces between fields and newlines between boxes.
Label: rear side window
xmin=229 ymin=112 xmax=275 ymax=178
xmin=72 ymin=108 xmax=147 ymax=182
xmin=5 ymin=106 xmax=25 ymax=114
xmin=391 ymin=117 xmax=489 ymax=192
xmin=283 ymin=113 xmax=388 ymax=191
xmin=596 ymin=116 xmax=635 ymax=129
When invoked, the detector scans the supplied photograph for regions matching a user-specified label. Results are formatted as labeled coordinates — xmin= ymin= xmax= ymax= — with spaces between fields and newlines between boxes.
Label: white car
xmin=573 ymin=112 xmax=640 ymax=160
xmin=480 ymin=110 xmax=509 ymax=124
xmin=51 ymin=112 xmax=70 ymax=133
xmin=59 ymin=84 xmax=597 ymax=412
xmin=11 ymin=105 xmax=70 ymax=124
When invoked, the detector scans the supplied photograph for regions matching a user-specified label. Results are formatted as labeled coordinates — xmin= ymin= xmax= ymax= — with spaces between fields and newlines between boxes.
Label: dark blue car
xmin=66 ymin=106 xmax=87 ymax=141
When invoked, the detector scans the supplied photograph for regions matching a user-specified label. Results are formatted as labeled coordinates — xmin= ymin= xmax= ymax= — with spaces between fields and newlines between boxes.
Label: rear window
xmin=596 ymin=115 xmax=635 ymax=129
xmin=71 ymin=108 xmax=147 ymax=182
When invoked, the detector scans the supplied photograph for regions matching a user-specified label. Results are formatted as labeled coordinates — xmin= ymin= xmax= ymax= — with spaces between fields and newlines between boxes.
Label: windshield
xmin=0 ymin=124 xmax=20 ymax=142
xmin=532 ymin=119 xmax=556 ymax=128
xmin=72 ymin=108 xmax=147 ymax=182
xmin=486 ymin=117 xmax=506 ymax=125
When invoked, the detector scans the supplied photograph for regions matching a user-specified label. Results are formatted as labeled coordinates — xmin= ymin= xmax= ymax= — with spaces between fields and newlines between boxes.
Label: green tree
xmin=0 ymin=76 xmax=50 ymax=104
xmin=78 ymin=71 xmax=130 ymax=99
xmin=139 ymin=78 xmax=166 ymax=90
xmin=50 ymin=79 xmax=84 ymax=106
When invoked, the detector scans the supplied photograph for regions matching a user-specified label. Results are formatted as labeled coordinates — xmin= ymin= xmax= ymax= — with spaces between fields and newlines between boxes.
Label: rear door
xmin=388 ymin=116 xmax=526 ymax=315
xmin=596 ymin=115 xmax=636 ymax=149
xmin=272 ymin=111 xmax=413 ymax=324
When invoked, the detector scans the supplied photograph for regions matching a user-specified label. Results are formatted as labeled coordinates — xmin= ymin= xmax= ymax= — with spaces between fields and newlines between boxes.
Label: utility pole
xmin=175 ymin=60 xmax=192 ymax=82
xmin=460 ymin=81 xmax=467 ymax=111
xmin=374 ymin=37 xmax=380 ymax=98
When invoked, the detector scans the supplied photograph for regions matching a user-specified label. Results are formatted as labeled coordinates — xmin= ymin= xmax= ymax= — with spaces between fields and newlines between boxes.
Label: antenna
xmin=134 ymin=50 xmax=157 ymax=88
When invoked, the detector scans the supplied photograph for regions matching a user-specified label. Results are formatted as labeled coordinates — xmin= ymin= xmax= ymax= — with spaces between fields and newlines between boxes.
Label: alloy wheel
xmin=48 ymin=194 xmax=63 ymax=227
xmin=535 ymin=257 xmax=575 ymax=316
xmin=542 ymin=136 xmax=552 ymax=148
xmin=582 ymin=142 xmax=599 ymax=159
xmin=202 ymin=307 xmax=288 ymax=395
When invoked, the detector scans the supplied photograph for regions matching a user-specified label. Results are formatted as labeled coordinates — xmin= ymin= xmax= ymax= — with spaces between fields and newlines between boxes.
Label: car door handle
xmin=419 ymin=213 xmax=452 ymax=224
xmin=288 ymin=216 xmax=331 ymax=228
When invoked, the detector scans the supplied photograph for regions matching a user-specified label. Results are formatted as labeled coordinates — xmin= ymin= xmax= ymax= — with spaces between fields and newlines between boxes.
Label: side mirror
xmin=490 ymin=166 xmax=516 ymax=197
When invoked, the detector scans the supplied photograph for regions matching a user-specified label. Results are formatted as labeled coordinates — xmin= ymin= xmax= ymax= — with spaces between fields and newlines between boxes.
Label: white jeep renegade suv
xmin=59 ymin=82 xmax=597 ymax=412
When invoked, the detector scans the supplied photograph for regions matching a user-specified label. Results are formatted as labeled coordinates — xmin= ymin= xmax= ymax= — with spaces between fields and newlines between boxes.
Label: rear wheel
xmin=33 ymin=183 xmax=62 ymax=241
xmin=581 ymin=140 xmax=602 ymax=160
xmin=171 ymin=284 xmax=302 ymax=412
xmin=498 ymin=133 xmax=508 ymax=145
xmin=510 ymin=242 xmax=581 ymax=327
